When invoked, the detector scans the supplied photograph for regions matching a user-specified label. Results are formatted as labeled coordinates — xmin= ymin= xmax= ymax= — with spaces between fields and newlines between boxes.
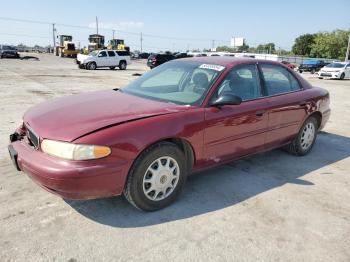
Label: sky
xmin=0 ymin=0 xmax=349 ymax=52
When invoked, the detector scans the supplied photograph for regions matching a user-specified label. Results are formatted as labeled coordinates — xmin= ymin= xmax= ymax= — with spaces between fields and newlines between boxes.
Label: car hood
xmin=24 ymin=90 xmax=189 ymax=142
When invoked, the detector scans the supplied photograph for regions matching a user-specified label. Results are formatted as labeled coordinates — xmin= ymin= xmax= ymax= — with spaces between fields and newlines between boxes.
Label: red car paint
xmin=9 ymin=57 xmax=330 ymax=200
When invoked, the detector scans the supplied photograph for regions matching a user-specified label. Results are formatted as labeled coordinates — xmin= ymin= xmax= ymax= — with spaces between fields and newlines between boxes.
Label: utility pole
xmin=140 ymin=32 xmax=143 ymax=53
xmin=96 ymin=16 xmax=99 ymax=34
xmin=52 ymin=23 xmax=56 ymax=53
xmin=345 ymin=31 xmax=350 ymax=61
xmin=211 ymin=40 xmax=215 ymax=50
xmin=112 ymin=29 xmax=115 ymax=39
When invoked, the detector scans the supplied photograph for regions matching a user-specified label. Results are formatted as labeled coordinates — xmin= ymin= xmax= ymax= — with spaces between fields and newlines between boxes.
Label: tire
xmin=299 ymin=70 xmax=303 ymax=73
xmin=340 ymin=73 xmax=345 ymax=80
xmin=109 ymin=66 xmax=116 ymax=70
xmin=124 ymin=142 xmax=187 ymax=211
xmin=87 ymin=62 xmax=97 ymax=70
xmin=284 ymin=116 xmax=318 ymax=156
xmin=119 ymin=61 xmax=127 ymax=70
xmin=311 ymin=69 xmax=315 ymax=74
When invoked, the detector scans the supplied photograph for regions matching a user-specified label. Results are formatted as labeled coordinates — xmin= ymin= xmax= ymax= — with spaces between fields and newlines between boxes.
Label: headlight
xmin=41 ymin=139 xmax=111 ymax=160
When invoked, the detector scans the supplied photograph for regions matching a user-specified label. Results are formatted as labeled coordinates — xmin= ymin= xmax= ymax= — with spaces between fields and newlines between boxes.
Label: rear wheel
xmin=340 ymin=72 xmax=345 ymax=80
xmin=119 ymin=61 xmax=127 ymax=70
xmin=124 ymin=142 xmax=187 ymax=211
xmin=87 ymin=62 xmax=97 ymax=70
xmin=284 ymin=116 xmax=318 ymax=156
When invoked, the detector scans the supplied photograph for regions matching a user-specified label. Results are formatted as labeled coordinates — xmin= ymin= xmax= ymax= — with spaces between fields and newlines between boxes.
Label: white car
xmin=77 ymin=50 xmax=131 ymax=70
xmin=318 ymin=62 xmax=350 ymax=80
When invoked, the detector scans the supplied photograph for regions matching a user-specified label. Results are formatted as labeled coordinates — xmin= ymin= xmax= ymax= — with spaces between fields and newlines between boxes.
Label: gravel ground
xmin=0 ymin=53 xmax=349 ymax=262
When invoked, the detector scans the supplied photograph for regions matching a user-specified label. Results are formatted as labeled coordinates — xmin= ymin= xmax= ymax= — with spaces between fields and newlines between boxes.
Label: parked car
xmin=76 ymin=50 xmax=131 ymax=70
xmin=0 ymin=45 xmax=20 ymax=58
xmin=8 ymin=57 xmax=330 ymax=211
xmin=298 ymin=59 xmax=328 ymax=74
xmin=139 ymin=52 xmax=150 ymax=59
xmin=174 ymin=52 xmax=193 ymax=59
xmin=147 ymin=53 xmax=175 ymax=69
xmin=318 ymin=62 xmax=350 ymax=80
xmin=281 ymin=61 xmax=296 ymax=70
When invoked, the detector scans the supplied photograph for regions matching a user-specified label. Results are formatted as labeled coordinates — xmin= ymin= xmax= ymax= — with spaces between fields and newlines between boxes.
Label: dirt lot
xmin=1 ymin=53 xmax=349 ymax=262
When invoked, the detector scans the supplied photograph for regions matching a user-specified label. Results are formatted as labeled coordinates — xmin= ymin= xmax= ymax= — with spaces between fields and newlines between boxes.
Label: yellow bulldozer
xmin=107 ymin=39 xmax=126 ymax=50
xmin=83 ymin=34 xmax=105 ymax=54
xmin=55 ymin=35 xmax=79 ymax=58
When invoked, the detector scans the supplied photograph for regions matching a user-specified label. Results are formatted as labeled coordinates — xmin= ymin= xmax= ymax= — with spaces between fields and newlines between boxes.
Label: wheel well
xmin=309 ymin=111 xmax=322 ymax=128
xmin=147 ymin=138 xmax=195 ymax=172
xmin=119 ymin=60 xmax=126 ymax=64
xmin=165 ymin=138 xmax=195 ymax=172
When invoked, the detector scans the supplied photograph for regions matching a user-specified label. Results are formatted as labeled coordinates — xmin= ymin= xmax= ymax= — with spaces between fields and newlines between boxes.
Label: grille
xmin=26 ymin=125 xmax=39 ymax=148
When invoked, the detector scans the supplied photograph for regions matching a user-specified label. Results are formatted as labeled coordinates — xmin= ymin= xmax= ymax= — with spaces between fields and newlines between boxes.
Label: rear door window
xmin=107 ymin=51 xmax=115 ymax=57
xmin=260 ymin=64 xmax=301 ymax=95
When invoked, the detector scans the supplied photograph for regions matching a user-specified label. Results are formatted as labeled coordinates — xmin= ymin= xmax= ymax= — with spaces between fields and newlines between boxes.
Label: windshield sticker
xmin=199 ymin=64 xmax=225 ymax=72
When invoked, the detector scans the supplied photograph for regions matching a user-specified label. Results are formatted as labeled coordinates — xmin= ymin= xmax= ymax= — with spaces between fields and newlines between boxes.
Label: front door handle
xmin=255 ymin=110 xmax=265 ymax=117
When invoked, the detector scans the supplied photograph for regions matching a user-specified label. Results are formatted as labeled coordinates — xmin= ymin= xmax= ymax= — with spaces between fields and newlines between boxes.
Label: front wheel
xmin=284 ymin=116 xmax=318 ymax=156
xmin=119 ymin=61 xmax=127 ymax=70
xmin=124 ymin=142 xmax=187 ymax=211
xmin=87 ymin=62 xmax=97 ymax=70
xmin=340 ymin=73 xmax=345 ymax=80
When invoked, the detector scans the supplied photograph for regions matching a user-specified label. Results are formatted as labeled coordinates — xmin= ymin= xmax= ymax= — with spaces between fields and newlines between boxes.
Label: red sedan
xmin=281 ymin=60 xmax=297 ymax=70
xmin=8 ymin=57 xmax=330 ymax=211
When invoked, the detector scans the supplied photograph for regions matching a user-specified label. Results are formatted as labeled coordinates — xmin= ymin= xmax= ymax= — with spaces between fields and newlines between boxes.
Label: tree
xmin=256 ymin=43 xmax=276 ymax=54
xmin=216 ymin=46 xmax=235 ymax=52
xmin=292 ymin=34 xmax=316 ymax=56
xmin=310 ymin=30 xmax=349 ymax=60
xmin=237 ymin=43 xmax=250 ymax=52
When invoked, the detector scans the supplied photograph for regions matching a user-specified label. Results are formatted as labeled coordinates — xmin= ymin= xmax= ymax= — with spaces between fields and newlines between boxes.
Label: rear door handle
xmin=255 ymin=110 xmax=265 ymax=117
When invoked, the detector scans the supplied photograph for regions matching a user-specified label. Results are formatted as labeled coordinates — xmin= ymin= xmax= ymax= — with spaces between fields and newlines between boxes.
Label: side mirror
xmin=98 ymin=54 xmax=103 ymax=57
xmin=210 ymin=93 xmax=242 ymax=107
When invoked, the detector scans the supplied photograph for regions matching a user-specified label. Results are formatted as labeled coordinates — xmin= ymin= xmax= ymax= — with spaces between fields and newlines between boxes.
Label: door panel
xmin=204 ymin=100 xmax=269 ymax=164
xmin=259 ymin=63 xmax=308 ymax=148
xmin=264 ymin=92 xmax=308 ymax=148
xmin=203 ymin=64 xmax=268 ymax=164
xmin=96 ymin=51 xmax=109 ymax=67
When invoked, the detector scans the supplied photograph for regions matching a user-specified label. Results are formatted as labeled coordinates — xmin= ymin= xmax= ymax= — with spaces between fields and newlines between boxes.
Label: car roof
xmin=176 ymin=56 xmax=282 ymax=67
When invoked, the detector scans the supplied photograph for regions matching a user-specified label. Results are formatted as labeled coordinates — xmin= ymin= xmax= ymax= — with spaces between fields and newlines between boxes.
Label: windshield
xmin=90 ymin=51 xmax=98 ymax=56
xmin=122 ymin=61 xmax=225 ymax=105
xmin=325 ymin=63 xmax=345 ymax=68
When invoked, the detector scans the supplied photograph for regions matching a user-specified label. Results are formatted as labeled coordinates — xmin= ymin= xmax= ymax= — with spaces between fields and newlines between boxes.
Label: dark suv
xmin=0 ymin=45 xmax=20 ymax=58
xmin=298 ymin=59 xmax=328 ymax=74
xmin=147 ymin=53 xmax=175 ymax=69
